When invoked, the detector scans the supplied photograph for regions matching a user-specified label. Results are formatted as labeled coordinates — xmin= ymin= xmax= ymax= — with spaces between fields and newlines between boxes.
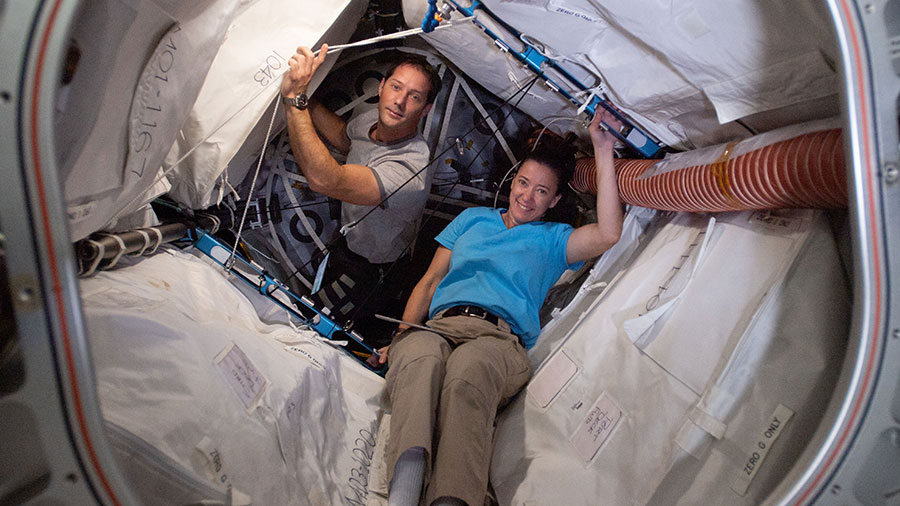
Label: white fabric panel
xmin=701 ymin=51 xmax=837 ymax=125
xmin=657 ymin=220 xmax=849 ymax=504
xmin=81 ymin=249 xmax=384 ymax=505
xmin=64 ymin=0 xmax=252 ymax=241
xmin=530 ymin=205 xmax=658 ymax=367
xmin=403 ymin=0 xmax=837 ymax=148
xmin=164 ymin=0 xmax=367 ymax=210
xmin=490 ymin=209 xmax=847 ymax=505
xmin=404 ymin=0 xmax=622 ymax=139
xmin=580 ymin=0 xmax=837 ymax=123
xmin=150 ymin=0 xmax=237 ymax=21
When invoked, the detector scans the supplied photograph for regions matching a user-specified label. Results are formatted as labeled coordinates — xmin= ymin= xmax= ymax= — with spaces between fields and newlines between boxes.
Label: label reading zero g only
xmin=731 ymin=404 xmax=795 ymax=496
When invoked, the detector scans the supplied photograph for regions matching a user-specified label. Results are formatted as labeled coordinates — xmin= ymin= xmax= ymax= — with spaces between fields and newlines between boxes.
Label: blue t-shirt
xmin=429 ymin=207 xmax=584 ymax=349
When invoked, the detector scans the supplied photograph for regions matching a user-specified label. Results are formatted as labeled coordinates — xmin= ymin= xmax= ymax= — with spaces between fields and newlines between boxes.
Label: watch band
xmin=282 ymin=93 xmax=309 ymax=110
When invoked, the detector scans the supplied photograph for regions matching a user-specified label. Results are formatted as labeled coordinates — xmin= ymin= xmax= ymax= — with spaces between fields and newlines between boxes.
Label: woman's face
xmin=504 ymin=159 xmax=562 ymax=227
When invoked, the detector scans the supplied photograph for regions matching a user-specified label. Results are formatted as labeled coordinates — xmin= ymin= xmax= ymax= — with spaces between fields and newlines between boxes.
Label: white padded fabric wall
xmin=163 ymin=0 xmax=367 ymax=210
xmin=63 ymin=0 xmax=252 ymax=241
xmin=489 ymin=209 xmax=849 ymax=505
xmin=403 ymin=0 xmax=838 ymax=149
xmin=63 ymin=0 xmax=366 ymax=240
xmin=81 ymin=249 xmax=384 ymax=505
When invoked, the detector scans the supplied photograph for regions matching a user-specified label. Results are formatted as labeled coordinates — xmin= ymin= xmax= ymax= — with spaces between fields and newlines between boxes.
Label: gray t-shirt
xmin=342 ymin=108 xmax=432 ymax=263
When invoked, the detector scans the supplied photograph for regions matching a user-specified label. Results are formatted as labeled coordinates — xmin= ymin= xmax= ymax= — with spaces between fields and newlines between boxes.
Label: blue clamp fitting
xmin=422 ymin=0 xmax=440 ymax=33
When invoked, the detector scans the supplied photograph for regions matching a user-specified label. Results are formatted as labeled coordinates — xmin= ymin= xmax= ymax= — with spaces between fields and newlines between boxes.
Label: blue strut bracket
xmin=194 ymin=232 xmax=387 ymax=376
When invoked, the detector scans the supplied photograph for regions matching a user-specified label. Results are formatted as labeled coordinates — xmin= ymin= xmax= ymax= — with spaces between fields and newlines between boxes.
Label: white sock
xmin=388 ymin=446 xmax=426 ymax=506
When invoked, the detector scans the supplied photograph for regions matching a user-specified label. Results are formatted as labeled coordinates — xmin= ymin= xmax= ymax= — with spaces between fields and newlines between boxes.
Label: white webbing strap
xmin=145 ymin=227 xmax=164 ymax=255
xmin=575 ymin=85 xmax=605 ymax=116
xmin=128 ymin=229 xmax=152 ymax=257
xmin=94 ymin=233 xmax=127 ymax=271
xmin=82 ymin=239 xmax=106 ymax=277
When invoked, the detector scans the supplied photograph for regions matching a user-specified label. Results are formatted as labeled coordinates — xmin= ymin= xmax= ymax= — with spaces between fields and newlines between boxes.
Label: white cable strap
xmin=532 ymin=116 xmax=583 ymax=150
xmin=206 ymin=213 xmax=222 ymax=234
xmin=82 ymin=239 xmax=106 ymax=277
xmin=145 ymin=227 xmax=165 ymax=255
xmin=216 ymin=171 xmax=226 ymax=206
xmin=316 ymin=334 xmax=348 ymax=347
xmin=218 ymin=166 xmax=241 ymax=206
xmin=519 ymin=33 xmax=554 ymax=59
xmin=228 ymin=179 xmax=240 ymax=201
xmin=506 ymin=70 xmax=523 ymax=90
xmin=575 ymin=85 xmax=604 ymax=116
xmin=505 ymin=65 xmax=548 ymax=103
xmin=99 ymin=233 xmax=128 ymax=270
xmin=128 ymin=228 xmax=152 ymax=256
xmin=520 ymin=32 xmax=593 ymax=71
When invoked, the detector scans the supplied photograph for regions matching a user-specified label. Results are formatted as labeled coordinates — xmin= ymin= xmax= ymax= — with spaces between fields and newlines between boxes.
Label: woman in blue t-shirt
xmin=373 ymin=110 xmax=624 ymax=506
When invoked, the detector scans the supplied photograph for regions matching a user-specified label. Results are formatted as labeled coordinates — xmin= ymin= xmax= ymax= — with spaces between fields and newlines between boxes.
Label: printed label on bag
xmin=215 ymin=342 xmax=268 ymax=411
xmin=731 ymin=403 xmax=795 ymax=495
xmin=285 ymin=344 xmax=325 ymax=369
xmin=546 ymin=0 xmax=602 ymax=23
xmin=193 ymin=436 xmax=252 ymax=505
xmin=67 ymin=202 xmax=95 ymax=223
xmin=569 ymin=392 xmax=622 ymax=463
xmin=748 ymin=211 xmax=803 ymax=233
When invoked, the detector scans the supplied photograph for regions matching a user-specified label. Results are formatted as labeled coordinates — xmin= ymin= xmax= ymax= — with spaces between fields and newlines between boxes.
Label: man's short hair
xmin=522 ymin=140 xmax=576 ymax=194
xmin=385 ymin=53 xmax=443 ymax=105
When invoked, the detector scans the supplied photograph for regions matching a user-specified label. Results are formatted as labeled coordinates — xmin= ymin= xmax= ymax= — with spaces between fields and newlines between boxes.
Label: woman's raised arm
xmin=566 ymin=110 xmax=625 ymax=264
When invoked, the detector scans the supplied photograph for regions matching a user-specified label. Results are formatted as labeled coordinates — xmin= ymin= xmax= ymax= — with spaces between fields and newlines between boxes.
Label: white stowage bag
xmin=64 ymin=0 xmax=251 ymax=242
xmin=490 ymin=208 xmax=849 ymax=505
xmin=163 ymin=0 xmax=367 ymax=210
xmin=63 ymin=0 xmax=366 ymax=240
xmin=80 ymin=248 xmax=385 ymax=505
xmin=403 ymin=0 xmax=837 ymax=148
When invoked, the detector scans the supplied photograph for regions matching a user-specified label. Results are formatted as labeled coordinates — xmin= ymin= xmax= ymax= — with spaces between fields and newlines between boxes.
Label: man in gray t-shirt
xmin=342 ymin=107 xmax=431 ymax=263
xmin=280 ymin=44 xmax=441 ymax=325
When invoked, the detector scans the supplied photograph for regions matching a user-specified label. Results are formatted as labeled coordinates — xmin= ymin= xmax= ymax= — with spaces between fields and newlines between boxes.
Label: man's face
xmin=377 ymin=64 xmax=433 ymax=136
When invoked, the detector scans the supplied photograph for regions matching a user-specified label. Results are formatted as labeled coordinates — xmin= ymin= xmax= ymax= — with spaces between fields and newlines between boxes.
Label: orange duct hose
xmin=572 ymin=129 xmax=847 ymax=211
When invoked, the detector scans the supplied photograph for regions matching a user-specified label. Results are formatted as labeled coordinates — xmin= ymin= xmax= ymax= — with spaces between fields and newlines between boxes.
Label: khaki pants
xmin=385 ymin=312 xmax=532 ymax=506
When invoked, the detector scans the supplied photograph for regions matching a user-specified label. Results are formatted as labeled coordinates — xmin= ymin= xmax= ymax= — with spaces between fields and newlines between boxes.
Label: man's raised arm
xmin=280 ymin=44 xmax=381 ymax=206
xmin=308 ymin=100 xmax=351 ymax=154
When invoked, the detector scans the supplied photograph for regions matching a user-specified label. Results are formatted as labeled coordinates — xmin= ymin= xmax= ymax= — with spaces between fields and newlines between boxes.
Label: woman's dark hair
xmin=521 ymin=140 xmax=576 ymax=195
xmin=384 ymin=54 xmax=443 ymax=105
xmin=519 ymin=135 xmax=578 ymax=225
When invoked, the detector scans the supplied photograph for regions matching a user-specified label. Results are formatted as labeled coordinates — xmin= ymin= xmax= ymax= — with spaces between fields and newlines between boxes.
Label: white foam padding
xmin=490 ymin=209 xmax=849 ymax=505
xmin=65 ymin=0 xmax=250 ymax=241
xmin=403 ymin=0 xmax=837 ymax=148
xmin=80 ymin=248 xmax=385 ymax=505
xmin=163 ymin=0 xmax=367 ymax=210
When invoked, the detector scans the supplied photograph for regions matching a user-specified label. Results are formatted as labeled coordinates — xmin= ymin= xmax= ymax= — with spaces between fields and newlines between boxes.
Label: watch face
xmin=283 ymin=94 xmax=308 ymax=110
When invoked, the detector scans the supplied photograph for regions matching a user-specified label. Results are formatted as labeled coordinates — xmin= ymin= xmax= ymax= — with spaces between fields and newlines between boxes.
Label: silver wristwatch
xmin=282 ymin=93 xmax=309 ymax=110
